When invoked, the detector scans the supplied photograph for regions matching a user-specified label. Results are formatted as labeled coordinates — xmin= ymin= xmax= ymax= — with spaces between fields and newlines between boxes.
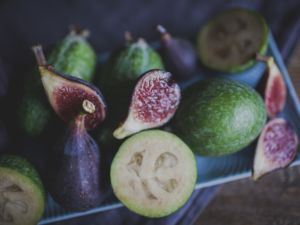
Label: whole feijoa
xmin=174 ymin=78 xmax=266 ymax=156
xmin=111 ymin=130 xmax=197 ymax=217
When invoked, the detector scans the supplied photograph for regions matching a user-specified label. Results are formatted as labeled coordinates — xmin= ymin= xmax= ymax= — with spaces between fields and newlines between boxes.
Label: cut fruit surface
xmin=111 ymin=130 xmax=197 ymax=217
xmin=253 ymin=118 xmax=298 ymax=180
xmin=197 ymin=8 xmax=268 ymax=73
xmin=113 ymin=70 xmax=180 ymax=139
xmin=0 ymin=155 xmax=45 ymax=225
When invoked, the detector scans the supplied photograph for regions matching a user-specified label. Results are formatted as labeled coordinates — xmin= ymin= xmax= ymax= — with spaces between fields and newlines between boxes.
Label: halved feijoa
xmin=32 ymin=46 xmax=106 ymax=130
xmin=110 ymin=130 xmax=197 ymax=217
xmin=197 ymin=8 xmax=269 ymax=73
xmin=0 ymin=155 xmax=45 ymax=225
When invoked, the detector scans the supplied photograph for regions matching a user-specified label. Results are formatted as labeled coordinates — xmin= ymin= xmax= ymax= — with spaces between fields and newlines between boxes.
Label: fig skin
xmin=257 ymin=55 xmax=286 ymax=118
xmin=113 ymin=69 xmax=181 ymax=139
xmin=157 ymin=25 xmax=197 ymax=80
xmin=49 ymin=116 xmax=102 ymax=211
xmin=253 ymin=118 xmax=298 ymax=180
xmin=0 ymin=59 xmax=9 ymax=99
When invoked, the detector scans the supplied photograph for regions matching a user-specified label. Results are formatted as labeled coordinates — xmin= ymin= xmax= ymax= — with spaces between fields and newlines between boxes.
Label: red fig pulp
xmin=253 ymin=118 xmax=298 ymax=180
xmin=257 ymin=56 xmax=286 ymax=118
xmin=113 ymin=69 xmax=181 ymax=139
xmin=32 ymin=46 xmax=106 ymax=130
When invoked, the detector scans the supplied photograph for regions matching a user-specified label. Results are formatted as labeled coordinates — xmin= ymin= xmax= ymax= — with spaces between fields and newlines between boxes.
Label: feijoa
xmin=174 ymin=78 xmax=266 ymax=156
xmin=197 ymin=8 xmax=269 ymax=73
xmin=0 ymin=155 xmax=46 ymax=225
xmin=111 ymin=130 xmax=197 ymax=217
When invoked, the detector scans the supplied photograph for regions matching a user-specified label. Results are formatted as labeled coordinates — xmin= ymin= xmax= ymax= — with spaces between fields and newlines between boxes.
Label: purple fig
xmin=32 ymin=46 xmax=107 ymax=211
xmin=257 ymin=55 xmax=286 ymax=118
xmin=113 ymin=69 xmax=181 ymax=139
xmin=0 ymin=59 xmax=9 ymax=99
xmin=157 ymin=25 xmax=197 ymax=80
xmin=253 ymin=118 xmax=298 ymax=180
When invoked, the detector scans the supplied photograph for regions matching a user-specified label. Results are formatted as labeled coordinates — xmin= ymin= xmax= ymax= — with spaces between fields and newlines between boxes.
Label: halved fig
xmin=110 ymin=130 xmax=197 ymax=217
xmin=257 ymin=55 xmax=286 ymax=118
xmin=113 ymin=70 xmax=180 ymax=139
xmin=253 ymin=118 xmax=298 ymax=180
xmin=32 ymin=45 xmax=106 ymax=130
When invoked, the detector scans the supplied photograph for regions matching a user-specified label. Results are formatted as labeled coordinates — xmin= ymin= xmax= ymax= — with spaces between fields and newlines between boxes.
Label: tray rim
xmin=38 ymin=32 xmax=300 ymax=225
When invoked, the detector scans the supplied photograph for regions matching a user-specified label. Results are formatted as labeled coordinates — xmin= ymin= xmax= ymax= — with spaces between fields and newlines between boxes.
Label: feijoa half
xmin=0 ymin=155 xmax=45 ymax=225
xmin=197 ymin=8 xmax=268 ymax=73
xmin=110 ymin=130 xmax=197 ymax=217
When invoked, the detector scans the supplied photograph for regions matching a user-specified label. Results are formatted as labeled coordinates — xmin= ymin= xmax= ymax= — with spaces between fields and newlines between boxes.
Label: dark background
xmin=1 ymin=0 xmax=300 ymax=224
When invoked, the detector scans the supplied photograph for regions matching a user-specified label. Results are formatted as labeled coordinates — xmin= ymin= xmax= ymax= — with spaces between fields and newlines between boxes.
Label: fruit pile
xmin=0 ymin=8 xmax=298 ymax=225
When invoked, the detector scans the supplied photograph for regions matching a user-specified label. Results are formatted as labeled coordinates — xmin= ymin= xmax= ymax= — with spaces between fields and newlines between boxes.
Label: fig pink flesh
xmin=54 ymin=84 xmax=105 ymax=130
xmin=253 ymin=118 xmax=298 ymax=180
xmin=132 ymin=70 xmax=180 ymax=124
xmin=266 ymin=75 xmax=286 ymax=118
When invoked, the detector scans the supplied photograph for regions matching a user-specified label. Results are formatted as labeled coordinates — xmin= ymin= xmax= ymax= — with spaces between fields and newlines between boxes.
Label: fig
xmin=113 ymin=69 xmax=180 ymax=139
xmin=0 ymin=122 xmax=8 ymax=153
xmin=110 ymin=130 xmax=197 ymax=217
xmin=253 ymin=118 xmax=298 ymax=180
xmin=33 ymin=46 xmax=106 ymax=211
xmin=157 ymin=25 xmax=197 ymax=80
xmin=256 ymin=55 xmax=286 ymax=118
xmin=18 ymin=27 xmax=97 ymax=137
xmin=197 ymin=8 xmax=269 ymax=73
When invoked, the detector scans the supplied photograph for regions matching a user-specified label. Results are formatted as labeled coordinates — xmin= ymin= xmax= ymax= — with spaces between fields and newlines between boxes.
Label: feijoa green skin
xmin=48 ymin=28 xmax=96 ymax=81
xmin=18 ymin=28 xmax=96 ymax=137
xmin=174 ymin=78 xmax=266 ymax=156
xmin=98 ymin=38 xmax=164 ymax=93
xmin=0 ymin=155 xmax=46 ymax=225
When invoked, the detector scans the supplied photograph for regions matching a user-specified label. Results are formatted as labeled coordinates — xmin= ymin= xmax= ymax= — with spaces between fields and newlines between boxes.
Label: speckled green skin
xmin=0 ymin=155 xmax=46 ymax=224
xmin=48 ymin=33 xmax=96 ymax=81
xmin=174 ymin=79 xmax=266 ymax=156
xmin=19 ymin=31 xmax=96 ymax=137
xmin=98 ymin=39 xmax=164 ymax=92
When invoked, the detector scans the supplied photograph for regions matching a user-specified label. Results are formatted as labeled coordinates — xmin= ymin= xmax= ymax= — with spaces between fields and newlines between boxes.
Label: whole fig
xmin=157 ymin=25 xmax=197 ymax=80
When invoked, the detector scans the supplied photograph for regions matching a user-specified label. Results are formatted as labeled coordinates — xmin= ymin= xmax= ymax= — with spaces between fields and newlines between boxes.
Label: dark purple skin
xmin=50 ymin=117 xmax=102 ymax=211
xmin=0 ymin=59 xmax=9 ymax=99
xmin=159 ymin=28 xmax=197 ymax=80
xmin=0 ymin=122 xmax=8 ymax=152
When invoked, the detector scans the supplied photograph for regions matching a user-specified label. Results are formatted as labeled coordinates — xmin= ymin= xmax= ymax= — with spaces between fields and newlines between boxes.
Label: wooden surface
xmin=194 ymin=42 xmax=300 ymax=225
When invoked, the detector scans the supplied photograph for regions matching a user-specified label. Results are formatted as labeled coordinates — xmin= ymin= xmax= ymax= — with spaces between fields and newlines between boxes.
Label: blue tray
xmin=38 ymin=33 xmax=300 ymax=224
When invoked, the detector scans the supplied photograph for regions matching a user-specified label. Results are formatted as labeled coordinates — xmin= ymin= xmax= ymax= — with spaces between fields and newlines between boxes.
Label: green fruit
xmin=111 ymin=130 xmax=197 ymax=218
xmin=0 ymin=155 xmax=46 ymax=225
xmin=48 ymin=29 xmax=96 ymax=81
xmin=19 ymin=28 xmax=96 ymax=137
xmin=197 ymin=8 xmax=269 ymax=73
xmin=174 ymin=78 xmax=266 ymax=156
xmin=98 ymin=38 xmax=164 ymax=92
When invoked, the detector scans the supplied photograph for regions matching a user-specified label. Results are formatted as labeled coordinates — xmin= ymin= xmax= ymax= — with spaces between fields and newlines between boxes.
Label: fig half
xmin=32 ymin=45 xmax=106 ymax=130
xmin=257 ymin=55 xmax=286 ymax=118
xmin=253 ymin=118 xmax=298 ymax=180
xmin=113 ymin=70 xmax=181 ymax=139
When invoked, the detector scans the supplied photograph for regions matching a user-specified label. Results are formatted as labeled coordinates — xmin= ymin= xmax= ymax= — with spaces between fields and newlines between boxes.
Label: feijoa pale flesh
xmin=32 ymin=45 xmax=106 ymax=130
xmin=197 ymin=8 xmax=268 ymax=73
xmin=111 ymin=130 xmax=197 ymax=217
xmin=174 ymin=78 xmax=266 ymax=156
xmin=0 ymin=155 xmax=46 ymax=225
xmin=253 ymin=118 xmax=298 ymax=180
xmin=113 ymin=69 xmax=180 ymax=139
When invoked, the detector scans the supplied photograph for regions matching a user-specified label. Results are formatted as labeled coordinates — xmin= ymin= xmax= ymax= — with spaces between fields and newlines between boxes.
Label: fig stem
xmin=82 ymin=99 xmax=96 ymax=114
xmin=124 ymin=31 xmax=133 ymax=43
xmin=113 ymin=126 xmax=133 ymax=139
xmin=156 ymin=24 xmax=172 ymax=41
xmin=69 ymin=25 xmax=90 ymax=38
xmin=32 ymin=45 xmax=47 ymax=66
